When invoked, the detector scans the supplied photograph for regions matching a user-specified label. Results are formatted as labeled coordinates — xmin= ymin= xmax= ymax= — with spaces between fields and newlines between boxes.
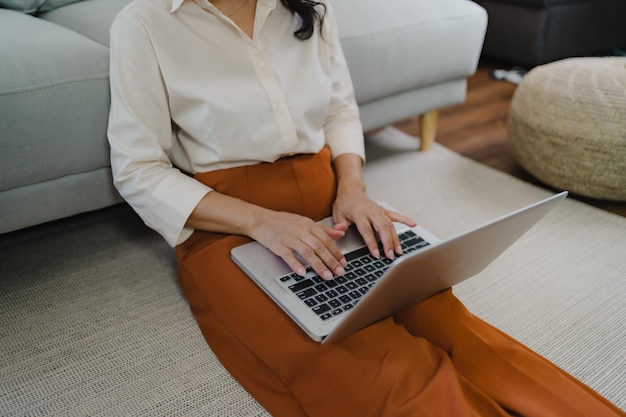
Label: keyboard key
xmin=345 ymin=271 xmax=357 ymax=280
xmin=365 ymin=274 xmax=378 ymax=283
xmin=296 ymin=288 xmax=317 ymax=299
xmin=339 ymin=295 xmax=352 ymax=304
xmin=304 ymin=298 xmax=317 ymax=307
xmin=289 ymin=279 xmax=314 ymax=292
xmin=336 ymin=285 xmax=348 ymax=294
xmin=328 ymin=299 xmax=342 ymax=308
xmin=325 ymin=289 xmax=339 ymax=298
xmin=349 ymin=291 xmax=361 ymax=300
xmin=320 ymin=313 xmax=333 ymax=321
xmin=313 ymin=304 xmax=331 ymax=315
xmin=404 ymin=237 xmax=424 ymax=249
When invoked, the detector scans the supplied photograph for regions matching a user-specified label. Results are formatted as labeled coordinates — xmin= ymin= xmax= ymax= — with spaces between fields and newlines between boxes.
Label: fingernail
xmin=296 ymin=267 xmax=306 ymax=276
xmin=372 ymin=248 xmax=380 ymax=259
xmin=335 ymin=266 xmax=345 ymax=276
xmin=340 ymin=257 xmax=348 ymax=267
xmin=323 ymin=270 xmax=333 ymax=280
xmin=387 ymin=249 xmax=395 ymax=260
xmin=396 ymin=245 xmax=403 ymax=255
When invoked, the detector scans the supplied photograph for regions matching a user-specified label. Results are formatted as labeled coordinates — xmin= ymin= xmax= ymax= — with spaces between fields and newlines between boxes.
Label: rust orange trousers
xmin=176 ymin=147 xmax=624 ymax=417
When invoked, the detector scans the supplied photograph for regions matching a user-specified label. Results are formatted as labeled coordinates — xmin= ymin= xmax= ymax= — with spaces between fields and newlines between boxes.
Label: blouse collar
xmin=171 ymin=0 xmax=276 ymax=13
xmin=170 ymin=0 xmax=184 ymax=12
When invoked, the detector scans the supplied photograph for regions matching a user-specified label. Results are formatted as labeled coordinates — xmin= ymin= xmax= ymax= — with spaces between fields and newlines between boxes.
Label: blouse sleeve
xmin=321 ymin=1 xmax=366 ymax=162
xmin=107 ymin=14 xmax=211 ymax=246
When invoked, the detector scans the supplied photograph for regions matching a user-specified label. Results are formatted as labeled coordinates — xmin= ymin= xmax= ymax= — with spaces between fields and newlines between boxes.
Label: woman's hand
xmin=187 ymin=191 xmax=349 ymax=280
xmin=249 ymin=209 xmax=348 ymax=280
xmin=333 ymin=187 xmax=416 ymax=260
xmin=332 ymin=153 xmax=416 ymax=260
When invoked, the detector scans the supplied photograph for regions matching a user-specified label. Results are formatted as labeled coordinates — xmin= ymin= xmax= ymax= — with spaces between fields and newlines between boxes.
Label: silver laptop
xmin=231 ymin=191 xmax=567 ymax=344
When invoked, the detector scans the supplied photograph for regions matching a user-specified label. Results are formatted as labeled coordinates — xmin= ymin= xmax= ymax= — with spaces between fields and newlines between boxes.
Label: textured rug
xmin=1 ymin=128 xmax=625 ymax=416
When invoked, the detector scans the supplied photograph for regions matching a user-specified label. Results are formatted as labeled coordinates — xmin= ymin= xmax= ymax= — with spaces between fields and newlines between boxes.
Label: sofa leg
xmin=419 ymin=110 xmax=439 ymax=151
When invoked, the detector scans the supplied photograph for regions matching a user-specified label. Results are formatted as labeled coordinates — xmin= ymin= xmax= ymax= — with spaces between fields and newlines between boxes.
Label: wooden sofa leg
xmin=419 ymin=110 xmax=439 ymax=151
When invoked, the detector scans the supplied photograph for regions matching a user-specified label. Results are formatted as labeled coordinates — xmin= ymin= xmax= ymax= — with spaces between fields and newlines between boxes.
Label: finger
xmin=332 ymin=222 xmax=350 ymax=233
xmin=307 ymin=229 xmax=347 ymax=274
xmin=386 ymin=210 xmax=417 ymax=227
xmin=285 ymin=230 xmax=344 ymax=281
xmin=286 ymin=239 xmax=332 ymax=280
xmin=374 ymin=217 xmax=401 ymax=259
xmin=320 ymin=230 xmax=348 ymax=268
xmin=321 ymin=225 xmax=346 ymax=240
xmin=320 ymin=226 xmax=348 ymax=267
xmin=293 ymin=241 xmax=338 ymax=281
xmin=332 ymin=209 xmax=350 ymax=227
xmin=353 ymin=218 xmax=381 ymax=259
xmin=353 ymin=209 xmax=402 ymax=259
xmin=279 ymin=249 xmax=308 ymax=277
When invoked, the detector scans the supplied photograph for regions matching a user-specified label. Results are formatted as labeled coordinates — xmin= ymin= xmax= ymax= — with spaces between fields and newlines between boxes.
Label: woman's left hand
xmin=332 ymin=186 xmax=416 ymax=260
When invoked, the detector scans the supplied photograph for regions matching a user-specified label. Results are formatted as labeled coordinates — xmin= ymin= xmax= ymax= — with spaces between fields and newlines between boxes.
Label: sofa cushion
xmin=0 ymin=0 xmax=80 ymax=13
xmin=38 ymin=0 xmax=83 ymax=13
xmin=39 ymin=0 xmax=132 ymax=46
xmin=0 ymin=0 xmax=45 ymax=13
xmin=0 ymin=9 xmax=110 ymax=193
xmin=333 ymin=0 xmax=486 ymax=104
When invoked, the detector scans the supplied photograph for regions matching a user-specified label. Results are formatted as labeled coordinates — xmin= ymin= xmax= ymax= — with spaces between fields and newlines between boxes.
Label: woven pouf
xmin=508 ymin=57 xmax=626 ymax=201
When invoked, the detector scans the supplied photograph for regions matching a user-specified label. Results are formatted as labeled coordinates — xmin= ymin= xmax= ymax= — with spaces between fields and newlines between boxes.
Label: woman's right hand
xmin=248 ymin=209 xmax=349 ymax=280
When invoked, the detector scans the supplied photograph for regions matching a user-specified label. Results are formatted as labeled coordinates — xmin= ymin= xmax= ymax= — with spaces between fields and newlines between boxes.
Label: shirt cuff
xmin=152 ymin=173 xmax=212 ymax=247
xmin=325 ymin=125 xmax=366 ymax=163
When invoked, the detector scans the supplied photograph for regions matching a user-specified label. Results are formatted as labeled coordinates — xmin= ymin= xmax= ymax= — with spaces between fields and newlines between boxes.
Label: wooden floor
xmin=393 ymin=61 xmax=626 ymax=218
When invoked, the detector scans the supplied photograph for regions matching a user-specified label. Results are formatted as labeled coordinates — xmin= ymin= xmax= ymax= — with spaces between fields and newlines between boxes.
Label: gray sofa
xmin=474 ymin=0 xmax=626 ymax=67
xmin=0 ymin=0 xmax=487 ymax=235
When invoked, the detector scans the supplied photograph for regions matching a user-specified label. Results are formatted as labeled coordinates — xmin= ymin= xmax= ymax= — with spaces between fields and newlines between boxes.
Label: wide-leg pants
xmin=176 ymin=147 xmax=624 ymax=417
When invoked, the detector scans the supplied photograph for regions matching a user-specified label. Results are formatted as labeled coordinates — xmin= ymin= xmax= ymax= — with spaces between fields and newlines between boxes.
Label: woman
xmin=108 ymin=0 xmax=625 ymax=416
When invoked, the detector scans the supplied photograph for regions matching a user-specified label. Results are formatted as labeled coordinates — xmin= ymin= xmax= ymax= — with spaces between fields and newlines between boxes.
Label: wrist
xmin=333 ymin=153 xmax=366 ymax=194
xmin=241 ymin=204 xmax=268 ymax=239
xmin=337 ymin=178 xmax=366 ymax=196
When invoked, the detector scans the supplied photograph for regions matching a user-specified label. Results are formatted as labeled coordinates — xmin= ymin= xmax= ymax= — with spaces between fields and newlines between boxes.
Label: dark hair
xmin=279 ymin=0 xmax=326 ymax=40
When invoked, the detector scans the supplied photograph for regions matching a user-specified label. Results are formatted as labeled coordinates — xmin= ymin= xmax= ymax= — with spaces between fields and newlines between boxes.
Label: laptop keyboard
xmin=276 ymin=230 xmax=430 ymax=321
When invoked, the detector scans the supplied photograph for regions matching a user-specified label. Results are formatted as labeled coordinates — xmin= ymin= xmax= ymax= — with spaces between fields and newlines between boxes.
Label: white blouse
xmin=107 ymin=0 xmax=365 ymax=247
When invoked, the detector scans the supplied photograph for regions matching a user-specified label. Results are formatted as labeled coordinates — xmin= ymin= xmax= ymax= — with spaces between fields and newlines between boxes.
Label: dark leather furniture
xmin=474 ymin=0 xmax=626 ymax=67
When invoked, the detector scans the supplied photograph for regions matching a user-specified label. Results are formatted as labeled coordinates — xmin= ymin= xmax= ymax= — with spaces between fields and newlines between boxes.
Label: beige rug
xmin=1 ymin=127 xmax=624 ymax=416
